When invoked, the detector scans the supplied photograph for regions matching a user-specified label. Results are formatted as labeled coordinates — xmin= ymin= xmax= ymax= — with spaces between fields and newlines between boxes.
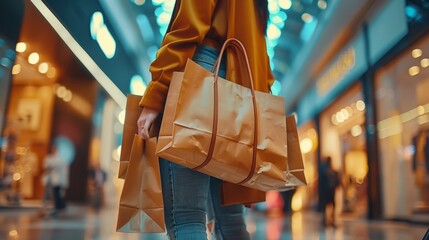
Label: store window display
xmin=376 ymin=33 xmax=429 ymax=219
xmin=319 ymin=84 xmax=368 ymax=217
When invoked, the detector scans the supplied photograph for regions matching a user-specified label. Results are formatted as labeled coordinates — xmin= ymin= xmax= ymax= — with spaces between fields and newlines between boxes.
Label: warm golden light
xmin=356 ymin=100 xmax=366 ymax=111
xmin=63 ymin=90 xmax=73 ymax=102
xmin=16 ymin=42 xmax=27 ymax=53
xmin=351 ymin=125 xmax=362 ymax=137
xmin=291 ymin=189 xmax=304 ymax=211
xmin=341 ymin=108 xmax=349 ymax=119
xmin=336 ymin=111 xmax=344 ymax=123
xmin=412 ymin=49 xmax=422 ymax=58
xmin=38 ymin=62 xmax=49 ymax=74
xmin=13 ymin=173 xmax=22 ymax=181
xmin=47 ymin=67 xmax=57 ymax=78
xmin=301 ymin=13 xmax=313 ymax=23
xmin=345 ymin=151 xmax=368 ymax=182
xmin=331 ymin=114 xmax=338 ymax=125
xmin=409 ymin=66 xmax=420 ymax=76
xmin=9 ymin=230 xmax=18 ymax=237
xmin=346 ymin=106 xmax=353 ymax=115
xmin=291 ymin=212 xmax=303 ymax=239
xmin=12 ymin=64 xmax=21 ymax=75
xmin=28 ymin=52 xmax=40 ymax=64
xmin=421 ymin=58 xmax=429 ymax=68
xmin=300 ymin=138 xmax=313 ymax=154
xmin=56 ymin=86 xmax=67 ymax=98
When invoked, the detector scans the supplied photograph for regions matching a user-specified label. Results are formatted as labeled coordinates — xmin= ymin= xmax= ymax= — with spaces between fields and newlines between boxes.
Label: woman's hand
xmin=137 ymin=107 xmax=160 ymax=140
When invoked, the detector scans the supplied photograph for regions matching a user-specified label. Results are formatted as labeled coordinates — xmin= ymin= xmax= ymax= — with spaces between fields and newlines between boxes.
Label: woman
xmin=137 ymin=0 xmax=274 ymax=239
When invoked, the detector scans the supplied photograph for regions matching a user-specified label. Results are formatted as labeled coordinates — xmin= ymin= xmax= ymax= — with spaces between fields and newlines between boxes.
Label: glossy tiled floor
xmin=0 ymin=204 xmax=427 ymax=240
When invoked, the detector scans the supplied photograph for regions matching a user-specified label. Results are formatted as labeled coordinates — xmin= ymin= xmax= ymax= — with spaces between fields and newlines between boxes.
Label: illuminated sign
xmin=317 ymin=47 xmax=355 ymax=95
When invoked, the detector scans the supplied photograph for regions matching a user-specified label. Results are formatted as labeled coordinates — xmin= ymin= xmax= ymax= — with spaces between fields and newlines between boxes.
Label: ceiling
xmin=14 ymin=1 xmax=92 ymax=85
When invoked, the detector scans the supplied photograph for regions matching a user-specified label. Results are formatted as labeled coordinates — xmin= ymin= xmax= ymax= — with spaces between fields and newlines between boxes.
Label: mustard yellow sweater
xmin=140 ymin=0 xmax=274 ymax=112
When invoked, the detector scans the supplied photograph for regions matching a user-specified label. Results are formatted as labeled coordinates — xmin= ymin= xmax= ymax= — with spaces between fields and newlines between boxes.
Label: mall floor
xmin=0 ymin=203 xmax=427 ymax=240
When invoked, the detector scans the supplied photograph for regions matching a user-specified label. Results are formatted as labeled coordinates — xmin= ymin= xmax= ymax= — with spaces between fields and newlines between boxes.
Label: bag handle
xmin=193 ymin=38 xmax=258 ymax=186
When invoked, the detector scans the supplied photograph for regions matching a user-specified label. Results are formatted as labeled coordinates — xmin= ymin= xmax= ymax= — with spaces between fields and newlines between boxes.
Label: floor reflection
xmin=0 ymin=204 xmax=427 ymax=240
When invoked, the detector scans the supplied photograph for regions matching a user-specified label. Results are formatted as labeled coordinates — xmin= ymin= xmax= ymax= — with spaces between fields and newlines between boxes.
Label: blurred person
xmin=41 ymin=143 xmax=69 ymax=217
xmin=319 ymin=156 xmax=340 ymax=227
xmin=137 ymin=0 xmax=274 ymax=239
xmin=87 ymin=163 xmax=107 ymax=212
xmin=1 ymin=130 xmax=20 ymax=204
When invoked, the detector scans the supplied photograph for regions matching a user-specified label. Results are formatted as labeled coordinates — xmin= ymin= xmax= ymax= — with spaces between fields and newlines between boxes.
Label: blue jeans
xmin=160 ymin=45 xmax=249 ymax=240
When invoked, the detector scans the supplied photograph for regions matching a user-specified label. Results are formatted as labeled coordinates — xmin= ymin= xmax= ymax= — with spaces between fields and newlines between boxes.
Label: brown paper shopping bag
xmin=285 ymin=115 xmax=306 ymax=187
xmin=117 ymin=135 xmax=165 ymax=233
xmin=156 ymin=38 xmax=292 ymax=191
xmin=118 ymin=94 xmax=142 ymax=179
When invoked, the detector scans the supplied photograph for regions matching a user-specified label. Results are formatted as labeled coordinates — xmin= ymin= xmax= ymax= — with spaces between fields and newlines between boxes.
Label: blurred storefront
xmin=0 ymin=1 xmax=99 ymax=204
xmin=0 ymin=0 xmax=129 ymax=207
xmin=292 ymin=0 xmax=429 ymax=222
xmin=375 ymin=33 xmax=429 ymax=221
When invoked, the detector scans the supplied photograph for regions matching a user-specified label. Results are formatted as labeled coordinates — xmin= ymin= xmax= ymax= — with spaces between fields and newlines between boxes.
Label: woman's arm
xmin=139 ymin=0 xmax=218 ymax=113
xmin=138 ymin=0 xmax=218 ymax=139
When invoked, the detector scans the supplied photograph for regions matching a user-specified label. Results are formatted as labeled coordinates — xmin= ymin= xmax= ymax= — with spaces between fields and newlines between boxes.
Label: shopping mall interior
xmin=1 ymin=0 xmax=429 ymax=239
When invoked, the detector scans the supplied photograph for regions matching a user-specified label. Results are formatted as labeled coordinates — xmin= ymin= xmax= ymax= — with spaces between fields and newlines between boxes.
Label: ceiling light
xmin=130 ymin=74 xmax=147 ymax=95
xmin=279 ymin=0 xmax=292 ymax=10
xmin=409 ymin=66 xmax=420 ymax=76
xmin=16 ymin=42 xmax=27 ymax=53
xmin=346 ymin=106 xmax=353 ymax=115
xmin=336 ymin=112 xmax=344 ymax=123
xmin=351 ymin=125 xmax=362 ymax=137
xmin=267 ymin=24 xmax=281 ymax=40
xmin=318 ymin=0 xmax=327 ymax=9
xmin=28 ymin=52 xmax=40 ymax=64
xmin=301 ymin=13 xmax=313 ymax=23
xmin=47 ymin=67 xmax=56 ymax=78
xmin=412 ymin=49 xmax=422 ymax=58
xmin=356 ymin=100 xmax=366 ymax=111
xmin=38 ymin=62 xmax=49 ymax=74
xmin=12 ymin=64 xmax=21 ymax=75
xmin=341 ymin=109 xmax=349 ymax=119
xmin=268 ymin=1 xmax=280 ymax=13
xmin=133 ymin=0 xmax=145 ymax=5
xmin=63 ymin=90 xmax=73 ymax=102
xmin=421 ymin=58 xmax=429 ymax=68
xmin=56 ymin=86 xmax=67 ymax=98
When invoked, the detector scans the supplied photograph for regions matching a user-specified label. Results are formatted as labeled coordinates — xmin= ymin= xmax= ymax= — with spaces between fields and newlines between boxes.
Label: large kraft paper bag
xmin=117 ymin=135 xmax=165 ymax=233
xmin=156 ymin=39 xmax=291 ymax=191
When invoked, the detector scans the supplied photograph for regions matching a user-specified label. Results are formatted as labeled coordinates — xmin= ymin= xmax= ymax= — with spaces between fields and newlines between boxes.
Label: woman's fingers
xmin=141 ymin=119 xmax=152 ymax=140
xmin=136 ymin=107 xmax=160 ymax=140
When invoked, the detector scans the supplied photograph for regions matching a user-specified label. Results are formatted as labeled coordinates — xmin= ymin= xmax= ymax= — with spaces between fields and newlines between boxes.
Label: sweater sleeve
xmin=139 ymin=0 xmax=218 ymax=112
